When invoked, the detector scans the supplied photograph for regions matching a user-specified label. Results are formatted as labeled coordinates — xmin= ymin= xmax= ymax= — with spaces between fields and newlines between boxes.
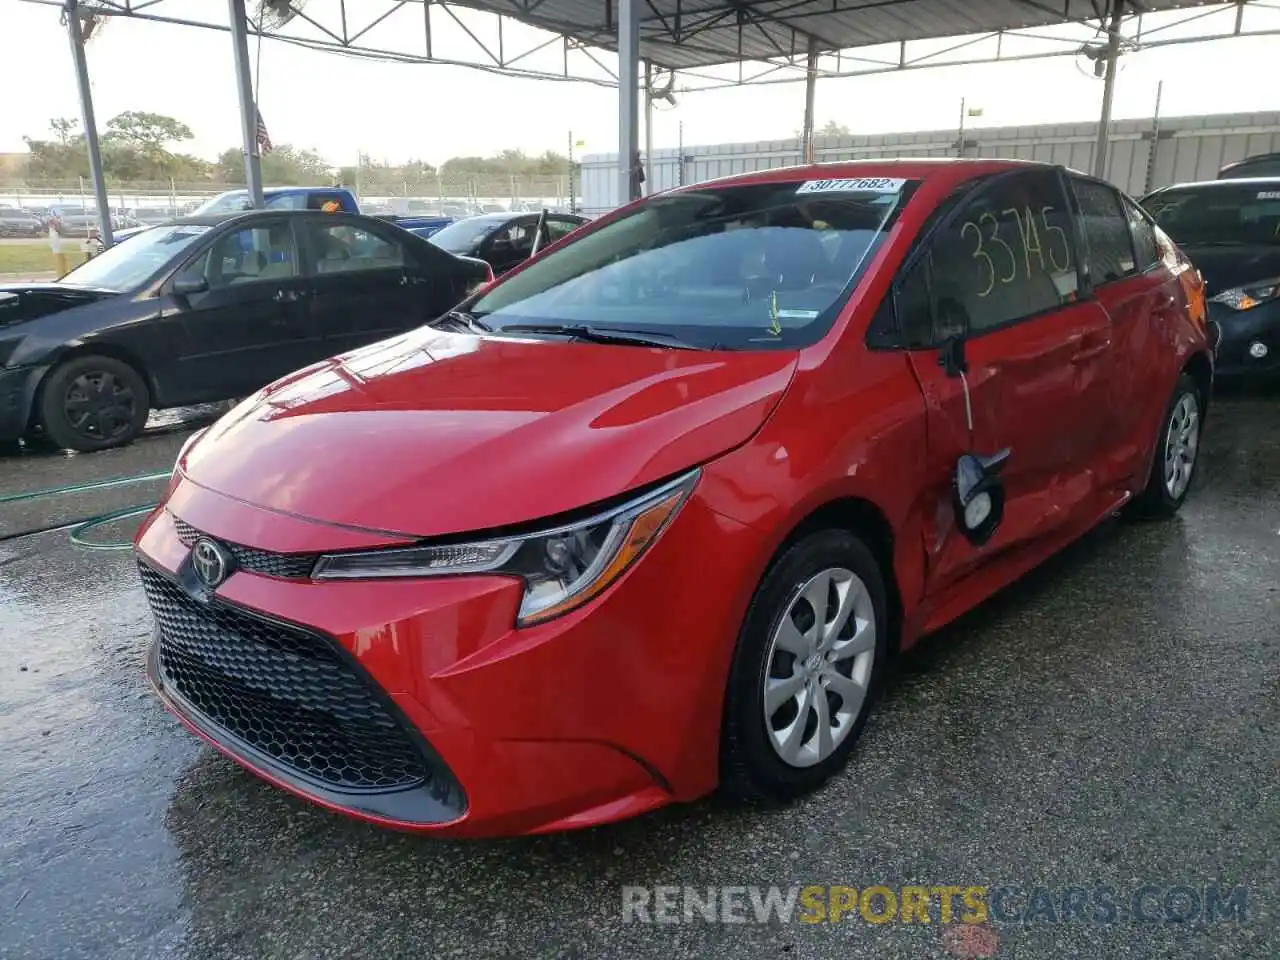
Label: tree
xmin=795 ymin=119 xmax=851 ymax=138
xmin=49 ymin=117 xmax=80 ymax=146
xmin=22 ymin=134 xmax=87 ymax=181
xmin=103 ymin=111 xmax=194 ymax=153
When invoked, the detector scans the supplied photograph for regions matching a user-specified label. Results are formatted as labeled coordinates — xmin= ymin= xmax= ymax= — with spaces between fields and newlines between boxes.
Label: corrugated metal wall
xmin=579 ymin=111 xmax=1280 ymax=213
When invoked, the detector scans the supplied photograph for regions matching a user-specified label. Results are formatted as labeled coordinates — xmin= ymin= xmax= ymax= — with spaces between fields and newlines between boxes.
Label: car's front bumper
xmin=1209 ymin=301 xmax=1280 ymax=379
xmin=134 ymin=477 xmax=766 ymax=837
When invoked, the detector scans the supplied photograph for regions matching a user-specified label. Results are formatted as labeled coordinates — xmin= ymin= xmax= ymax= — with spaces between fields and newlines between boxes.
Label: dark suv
xmin=1218 ymin=153 xmax=1280 ymax=180
xmin=1142 ymin=177 xmax=1280 ymax=379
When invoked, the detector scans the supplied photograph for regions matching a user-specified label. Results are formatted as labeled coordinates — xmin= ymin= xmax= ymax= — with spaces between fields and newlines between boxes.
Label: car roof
xmin=1146 ymin=175 xmax=1280 ymax=193
xmin=158 ymin=209 xmax=368 ymax=228
xmin=669 ymin=157 xmax=1058 ymax=195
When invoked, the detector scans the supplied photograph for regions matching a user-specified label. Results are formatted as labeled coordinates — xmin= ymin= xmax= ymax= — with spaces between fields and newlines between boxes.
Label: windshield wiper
xmin=497 ymin=323 xmax=701 ymax=350
xmin=430 ymin=309 xmax=492 ymax=333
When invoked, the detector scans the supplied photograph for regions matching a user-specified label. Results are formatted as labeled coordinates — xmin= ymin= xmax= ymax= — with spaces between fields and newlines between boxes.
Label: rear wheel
xmin=720 ymin=529 xmax=888 ymax=803
xmin=38 ymin=354 xmax=150 ymax=453
xmin=1126 ymin=372 xmax=1202 ymax=519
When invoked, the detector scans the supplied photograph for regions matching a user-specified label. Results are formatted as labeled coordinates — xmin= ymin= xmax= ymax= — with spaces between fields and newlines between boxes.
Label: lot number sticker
xmin=796 ymin=178 xmax=906 ymax=194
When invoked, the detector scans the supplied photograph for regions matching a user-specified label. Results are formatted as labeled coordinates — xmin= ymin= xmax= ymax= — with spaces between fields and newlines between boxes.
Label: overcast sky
xmin=3 ymin=0 xmax=1280 ymax=166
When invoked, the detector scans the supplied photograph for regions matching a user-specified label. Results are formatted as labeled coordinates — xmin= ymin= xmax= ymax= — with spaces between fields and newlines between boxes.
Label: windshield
xmin=1142 ymin=184 xmax=1280 ymax=245
xmin=468 ymin=177 xmax=915 ymax=350
xmin=430 ymin=217 xmax=504 ymax=253
xmin=59 ymin=224 xmax=212 ymax=290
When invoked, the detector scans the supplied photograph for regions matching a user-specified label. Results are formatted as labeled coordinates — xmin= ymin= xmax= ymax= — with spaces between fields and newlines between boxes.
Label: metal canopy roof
xmin=447 ymin=0 xmax=1228 ymax=72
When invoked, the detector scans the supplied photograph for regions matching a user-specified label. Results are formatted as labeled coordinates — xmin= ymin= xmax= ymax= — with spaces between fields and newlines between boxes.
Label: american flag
xmin=255 ymin=106 xmax=273 ymax=155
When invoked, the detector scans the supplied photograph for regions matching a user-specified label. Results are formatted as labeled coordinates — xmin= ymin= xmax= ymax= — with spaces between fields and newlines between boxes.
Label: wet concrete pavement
xmin=0 ymin=393 xmax=1277 ymax=960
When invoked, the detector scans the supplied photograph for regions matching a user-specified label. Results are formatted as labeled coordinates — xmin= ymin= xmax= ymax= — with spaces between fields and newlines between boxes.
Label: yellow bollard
xmin=49 ymin=224 xmax=68 ymax=278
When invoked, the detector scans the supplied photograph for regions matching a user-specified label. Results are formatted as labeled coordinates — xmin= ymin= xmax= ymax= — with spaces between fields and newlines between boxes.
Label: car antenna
xmin=529 ymin=208 xmax=549 ymax=257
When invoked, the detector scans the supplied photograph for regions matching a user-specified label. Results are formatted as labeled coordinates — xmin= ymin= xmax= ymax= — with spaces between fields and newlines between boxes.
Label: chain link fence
xmin=0 ymin=173 xmax=580 ymax=221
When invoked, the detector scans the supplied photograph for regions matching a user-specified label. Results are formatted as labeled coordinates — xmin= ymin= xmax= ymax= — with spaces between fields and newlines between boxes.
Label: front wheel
xmin=719 ymin=529 xmax=888 ymax=803
xmin=1126 ymin=372 xmax=1203 ymax=519
xmin=38 ymin=354 xmax=151 ymax=453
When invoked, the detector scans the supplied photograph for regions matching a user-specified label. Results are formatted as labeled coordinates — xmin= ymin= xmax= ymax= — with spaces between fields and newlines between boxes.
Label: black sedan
xmin=0 ymin=206 xmax=45 ymax=238
xmin=428 ymin=211 xmax=588 ymax=277
xmin=0 ymin=209 xmax=491 ymax=452
xmin=1141 ymin=177 xmax=1280 ymax=381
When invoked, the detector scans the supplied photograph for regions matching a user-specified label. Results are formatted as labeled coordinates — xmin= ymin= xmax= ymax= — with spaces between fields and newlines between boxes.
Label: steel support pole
xmin=65 ymin=0 xmax=113 ymax=248
xmin=617 ymin=0 xmax=641 ymax=204
xmin=228 ymin=0 xmax=265 ymax=207
xmin=1143 ymin=79 xmax=1163 ymax=195
xmin=643 ymin=60 xmax=654 ymax=195
xmin=1092 ymin=0 xmax=1125 ymax=180
xmin=801 ymin=37 xmax=818 ymax=164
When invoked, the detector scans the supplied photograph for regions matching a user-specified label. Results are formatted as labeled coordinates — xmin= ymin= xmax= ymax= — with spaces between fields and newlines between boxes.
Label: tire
xmin=38 ymin=354 xmax=151 ymax=453
xmin=1126 ymin=372 xmax=1203 ymax=520
xmin=720 ymin=529 xmax=889 ymax=803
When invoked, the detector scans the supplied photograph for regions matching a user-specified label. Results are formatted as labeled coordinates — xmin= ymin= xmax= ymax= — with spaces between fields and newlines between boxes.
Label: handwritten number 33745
xmin=960 ymin=206 xmax=1071 ymax=297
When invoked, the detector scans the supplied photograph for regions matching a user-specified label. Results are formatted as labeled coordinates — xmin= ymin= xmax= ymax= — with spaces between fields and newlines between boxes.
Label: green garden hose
xmin=0 ymin=470 xmax=168 ymax=549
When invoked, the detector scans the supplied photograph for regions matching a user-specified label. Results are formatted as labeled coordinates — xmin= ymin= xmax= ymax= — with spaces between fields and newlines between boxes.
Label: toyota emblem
xmin=191 ymin=538 xmax=232 ymax=588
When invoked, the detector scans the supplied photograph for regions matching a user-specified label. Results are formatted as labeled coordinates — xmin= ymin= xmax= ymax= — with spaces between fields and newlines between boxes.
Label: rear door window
xmin=1122 ymin=196 xmax=1159 ymax=271
xmin=306 ymin=221 xmax=406 ymax=274
xmin=1071 ymin=177 xmax=1138 ymax=286
xmin=305 ymin=193 xmax=348 ymax=212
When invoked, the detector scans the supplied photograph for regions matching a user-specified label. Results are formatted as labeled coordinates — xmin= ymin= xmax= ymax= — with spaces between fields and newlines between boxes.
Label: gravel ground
xmin=0 ymin=391 xmax=1276 ymax=960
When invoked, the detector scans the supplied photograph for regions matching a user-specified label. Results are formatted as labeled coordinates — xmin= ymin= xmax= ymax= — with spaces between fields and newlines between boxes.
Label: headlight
xmin=1209 ymin=277 xmax=1280 ymax=311
xmin=313 ymin=470 xmax=698 ymax=626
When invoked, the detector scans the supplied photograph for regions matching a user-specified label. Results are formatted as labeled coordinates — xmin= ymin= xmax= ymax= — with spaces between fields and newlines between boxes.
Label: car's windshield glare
xmin=59 ymin=224 xmax=212 ymax=291
xmin=192 ymin=192 xmax=253 ymax=215
xmin=1142 ymin=185 xmax=1280 ymax=245
xmin=468 ymin=179 xmax=913 ymax=350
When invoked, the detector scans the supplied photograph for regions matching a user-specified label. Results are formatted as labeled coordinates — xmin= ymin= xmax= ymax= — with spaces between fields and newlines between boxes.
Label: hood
xmin=0 ymin=283 xmax=118 ymax=327
xmin=183 ymin=328 xmax=798 ymax=538
xmin=112 ymin=226 xmax=149 ymax=242
xmin=1179 ymin=243 xmax=1280 ymax=295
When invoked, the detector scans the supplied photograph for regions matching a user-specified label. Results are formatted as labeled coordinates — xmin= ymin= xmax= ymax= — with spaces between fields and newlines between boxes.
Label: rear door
xmin=1068 ymin=176 xmax=1172 ymax=492
xmin=300 ymin=216 xmax=452 ymax=354
xmin=900 ymin=168 xmax=1114 ymax=595
xmin=165 ymin=218 xmax=317 ymax=401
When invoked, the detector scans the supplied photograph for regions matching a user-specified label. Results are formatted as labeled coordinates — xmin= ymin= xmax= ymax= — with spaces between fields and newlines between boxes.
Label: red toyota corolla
xmin=136 ymin=160 xmax=1212 ymax=837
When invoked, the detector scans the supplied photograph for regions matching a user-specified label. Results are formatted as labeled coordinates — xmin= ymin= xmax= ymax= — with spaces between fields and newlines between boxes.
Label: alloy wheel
xmin=63 ymin=370 xmax=137 ymax=443
xmin=1163 ymin=391 xmax=1200 ymax=499
xmin=762 ymin=567 xmax=877 ymax=768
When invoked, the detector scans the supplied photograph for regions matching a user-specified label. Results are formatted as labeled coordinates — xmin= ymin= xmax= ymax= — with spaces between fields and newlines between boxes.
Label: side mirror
xmin=172 ymin=277 xmax=208 ymax=297
xmin=952 ymin=449 xmax=1011 ymax=546
xmin=938 ymin=334 xmax=967 ymax=378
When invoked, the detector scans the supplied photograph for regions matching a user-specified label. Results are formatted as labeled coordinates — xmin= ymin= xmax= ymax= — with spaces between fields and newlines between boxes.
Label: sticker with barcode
xmin=795 ymin=177 xmax=906 ymax=194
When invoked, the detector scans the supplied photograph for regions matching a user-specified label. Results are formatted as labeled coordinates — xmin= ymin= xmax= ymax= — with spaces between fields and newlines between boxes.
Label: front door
xmin=479 ymin=217 xmax=538 ymax=276
xmin=166 ymin=219 xmax=316 ymax=402
xmin=899 ymin=168 xmax=1114 ymax=597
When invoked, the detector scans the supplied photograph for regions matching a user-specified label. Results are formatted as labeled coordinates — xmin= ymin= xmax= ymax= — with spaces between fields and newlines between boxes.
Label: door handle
xmin=1071 ymin=334 xmax=1111 ymax=363
xmin=273 ymin=289 xmax=300 ymax=302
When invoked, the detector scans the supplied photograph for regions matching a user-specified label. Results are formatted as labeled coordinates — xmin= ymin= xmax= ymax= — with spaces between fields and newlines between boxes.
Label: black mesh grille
xmin=141 ymin=563 xmax=431 ymax=792
xmin=170 ymin=513 xmax=317 ymax=580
